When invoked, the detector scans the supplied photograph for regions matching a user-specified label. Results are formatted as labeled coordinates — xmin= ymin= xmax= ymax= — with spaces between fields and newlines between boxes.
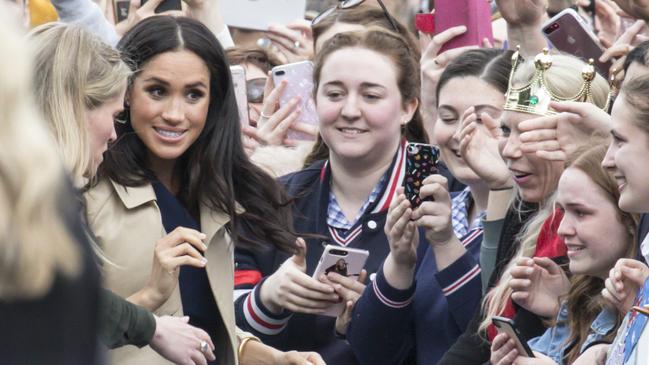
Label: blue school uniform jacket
xmin=233 ymin=141 xmax=482 ymax=364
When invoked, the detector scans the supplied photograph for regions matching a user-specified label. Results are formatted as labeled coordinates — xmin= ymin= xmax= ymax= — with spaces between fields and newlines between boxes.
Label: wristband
xmin=238 ymin=336 xmax=261 ymax=361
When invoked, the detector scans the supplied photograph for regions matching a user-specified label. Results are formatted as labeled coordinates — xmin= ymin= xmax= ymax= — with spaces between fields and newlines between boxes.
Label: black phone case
xmin=404 ymin=143 xmax=440 ymax=208
xmin=141 ymin=0 xmax=181 ymax=13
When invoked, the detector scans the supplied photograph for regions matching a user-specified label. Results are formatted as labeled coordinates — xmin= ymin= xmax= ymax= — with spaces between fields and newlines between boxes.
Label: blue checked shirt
xmin=327 ymin=174 xmax=388 ymax=231
xmin=451 ymin=187 xmax=485 ymax=238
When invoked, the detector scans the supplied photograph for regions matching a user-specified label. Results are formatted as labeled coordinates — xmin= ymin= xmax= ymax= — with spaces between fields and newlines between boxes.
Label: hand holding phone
xmin=492 ymin=316 xmax=535 ymax=358
xmin=271 ymin=61 xmax=318 ymax=141
xmin=312 ymin=245 xmax=369 ymax=317
xmin=434 ymin=0 xmax=493 ymax=52
xmin=229 ymin=65 xmax=249 ymax=126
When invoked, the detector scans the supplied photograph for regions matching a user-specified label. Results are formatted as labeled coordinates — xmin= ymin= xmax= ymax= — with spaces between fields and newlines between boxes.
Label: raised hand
xmin=383 ymin=188 xmax=419 ymax=290
xmin=115 ymin=0 xmax=184 ymax=37
xmin=602 ymin=258 xmax=649 ymax=312
xmin=266 ymin=20 xmax=314 ymax=64
xmin=458 ymin=108 xmax=512 ymax=190
xmin=509 ymin=257 xmax=570 ymax=318
xmin=134 ymin=227 xmax=208 ymax=310
xmin=260 ymin=238 xmax=339 ymax=314
xmin=519 ymin=101 xmax=612 ymax=161
xmin=490 ymin=332 xmax=518 ymax=365
xmin=610 ymin=0 xmax=649 ymax=22
xmin=495 ymin=0 xmax=548 ymax=26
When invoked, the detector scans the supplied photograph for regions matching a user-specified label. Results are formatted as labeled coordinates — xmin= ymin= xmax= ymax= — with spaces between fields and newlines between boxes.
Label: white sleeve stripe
xmin=442 ymin=264 xmax=481 ymax=296
xmin=372 ymin=277 xmax=413 ymax=309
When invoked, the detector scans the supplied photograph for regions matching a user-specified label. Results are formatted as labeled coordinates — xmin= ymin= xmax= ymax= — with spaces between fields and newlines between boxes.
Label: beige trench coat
xmin=85 ymin=178 xmax=251 ymax=365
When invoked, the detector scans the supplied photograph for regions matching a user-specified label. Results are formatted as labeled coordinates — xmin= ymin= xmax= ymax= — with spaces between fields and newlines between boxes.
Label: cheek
xmin=316 ymin=101 xmax=341 ymax=125
xmin=433 ymin=123 xmax=456 ymax=146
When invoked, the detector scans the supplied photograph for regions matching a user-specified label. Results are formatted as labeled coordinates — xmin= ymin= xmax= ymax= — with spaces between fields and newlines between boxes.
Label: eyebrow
xmin=437 ymin=105 xmax=458 ymax=114
xmin=142 ymin=77 xmax=208 ymax=89
xmin=323 ymin=80 xmax=386 ymax=89
xmin=610 ymin=129 xmax=627 ymax=141
xmin=474 ymin=104 xmax=502 ymax=114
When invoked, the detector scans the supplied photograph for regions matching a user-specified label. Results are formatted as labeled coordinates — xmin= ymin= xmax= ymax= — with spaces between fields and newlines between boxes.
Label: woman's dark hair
xmin=623 ymin=40 xmax=649 ymax=72
xmin=100 ymin=16 xmax=297 ymax=253
xmin=225 ymin=46 xmax=283 ymax=73
xmin=304 ymin=26 xmax=428 ymax=167
xmin=436 ymin=48 xmax=514 ymax=105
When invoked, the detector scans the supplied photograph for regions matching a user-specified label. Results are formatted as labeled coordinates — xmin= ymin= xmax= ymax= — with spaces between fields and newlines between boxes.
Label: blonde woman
xmin=0 ymin=9 xmax=94 ymax=364
xmin=29 ymin=22 xmax=220 ymax=364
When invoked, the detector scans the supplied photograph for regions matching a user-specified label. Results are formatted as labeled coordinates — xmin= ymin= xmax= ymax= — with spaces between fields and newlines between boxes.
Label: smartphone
xmin=271 ymin=61 xmax=318 ymax=141
xmin=434 ymin=0 xmax=493 ymax=53
xmin=140 ymin=0 xmax=181 ymax=13
xmin=312 ymin=245 xmax=369 ymax=317
xmin=492 ymin=316 xmax=535 ymax=358
xmin=415 ymin=13 xmax=435 ymax=35
xmin=230 ymin=65 xmax=249 ymax=126
xmin=113 ymin=0 xmax=130 ymax=23
xmin=542 ymin=8 xmax=611 ymax=78
xmin=404 ymin=143 xmax=440 ymax=208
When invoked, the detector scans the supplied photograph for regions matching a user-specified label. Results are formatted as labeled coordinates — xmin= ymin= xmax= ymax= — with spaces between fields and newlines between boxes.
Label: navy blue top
xmin=152 ymin=181 xmax=221 ymax=349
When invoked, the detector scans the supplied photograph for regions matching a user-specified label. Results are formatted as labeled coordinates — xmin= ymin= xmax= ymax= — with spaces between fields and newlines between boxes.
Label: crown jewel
xmin=503 ymin=47 xmax=609 ymax=116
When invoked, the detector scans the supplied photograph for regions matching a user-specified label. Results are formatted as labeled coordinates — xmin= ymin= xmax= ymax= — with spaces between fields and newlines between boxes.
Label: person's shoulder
xmin=279 ymin=160 xmax=326 ymax=195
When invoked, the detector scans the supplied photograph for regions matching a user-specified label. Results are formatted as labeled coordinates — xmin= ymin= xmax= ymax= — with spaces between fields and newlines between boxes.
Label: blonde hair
xmin=478 ymin=54 xmax=611 ymax=334
xmin=29 ymin=22 xmax=131 ymax=182
xmin=0 ymin=8 xmax=80 ymax=300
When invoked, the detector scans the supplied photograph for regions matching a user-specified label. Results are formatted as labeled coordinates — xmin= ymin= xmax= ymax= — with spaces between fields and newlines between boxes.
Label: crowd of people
xmin=1 ymin=0 xmax=649 ymax=364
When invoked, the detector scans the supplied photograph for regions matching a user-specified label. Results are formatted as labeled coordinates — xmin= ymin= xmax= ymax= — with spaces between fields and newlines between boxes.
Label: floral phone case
xmin=404 ymin=143 xmax=440 ymax=208
xmin=271 ymin=61 xmax=318 ymax=141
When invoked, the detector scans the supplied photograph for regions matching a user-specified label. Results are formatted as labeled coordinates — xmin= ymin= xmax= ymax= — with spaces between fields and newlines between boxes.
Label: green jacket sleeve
xmin=479 ymin=217 xmax=505 ymax=294
xmin=98 ymin=288 xmax=156 ymax=349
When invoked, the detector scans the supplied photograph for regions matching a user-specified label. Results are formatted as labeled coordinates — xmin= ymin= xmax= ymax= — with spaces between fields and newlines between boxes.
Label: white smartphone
xmin=230 ymin=65 xmax=249 ymax=126
xmin=542 ymin=8 xmax=611 ymax=78
xmin=312 ymin=245 xmax=369 ymax=317
xmin=271 ymin=61 xmax=318 ymax=141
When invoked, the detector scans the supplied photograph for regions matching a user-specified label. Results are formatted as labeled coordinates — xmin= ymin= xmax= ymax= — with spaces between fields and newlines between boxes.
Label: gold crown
xmin=503 ymin=47 xmax=610 ymax=116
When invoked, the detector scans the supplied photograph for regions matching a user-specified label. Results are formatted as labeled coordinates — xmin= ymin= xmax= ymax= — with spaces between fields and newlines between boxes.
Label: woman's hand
xmin=509 ymin=257 xmax=570 ymax=318
xmin=519 ymin=101 xmax=612 ymax=161
xmin=383 ymin=188 xmax=419 ymax=290
xmin=115 ymin=0 xmax=184 ymax=37
xmin=266 ymin=21 xmax=314 ymax=64
xmin=272 ymin=350 xmax=326 ymax=365
xmin=490 ymin=332 xmax=519 ymax=365
xmin=245 ymin=77 xmax=317 ymax=147
xmin=150 ymin=315 xmax=215 ymax=365
xmin=260 ymin=238 xmax=339 ymax=314
xmin=458 ymin=109 xmax=512 ymax=190
xmin=410 ymin=175 xmax=454 ymax=246
xmin=420 ymin=26 xmax=480 ymax=122
xmin=137 ymin=227 xmax=207 ymax=310
xmin=324 ymin=271 xmax=368 ymax=335
xmin=600 ymin=19 xmax=649 ymax=83
xmin=602 ymin=258 xmax=649 ymax=312
xmin=495 ymin=0 xmax=548 ymax=27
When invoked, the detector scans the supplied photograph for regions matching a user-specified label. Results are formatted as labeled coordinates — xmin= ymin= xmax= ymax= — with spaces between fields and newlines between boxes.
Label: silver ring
xmin=200 ymin=340 xmax=209 ymax=353
xmin=294 ymin=40 xmax=301 ymax=49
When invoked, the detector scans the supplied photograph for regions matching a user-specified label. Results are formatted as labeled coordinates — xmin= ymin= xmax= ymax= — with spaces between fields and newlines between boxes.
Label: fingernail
xmin=200 ymin=233 xmax=207 ymax=239
xmin=201 ymin=258 xmax=208 ymax=265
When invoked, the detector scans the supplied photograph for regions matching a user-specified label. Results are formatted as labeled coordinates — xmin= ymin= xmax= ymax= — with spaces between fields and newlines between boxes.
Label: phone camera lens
xmin=407 ymin=145 xmax=419 ymax=155
xmin=275 ymin=70 xmax=286 ymax=76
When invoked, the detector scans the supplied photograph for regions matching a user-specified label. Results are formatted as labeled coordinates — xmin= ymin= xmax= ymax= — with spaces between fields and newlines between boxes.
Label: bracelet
xmin=490 ymin=186 xmax=514 ymax=191
xmin=238 ymin=336 xmax=261 ymax=360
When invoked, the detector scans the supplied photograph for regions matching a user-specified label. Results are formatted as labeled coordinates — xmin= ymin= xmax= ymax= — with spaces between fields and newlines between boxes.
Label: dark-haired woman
xmin=85 ymin=16 xmax=323 ymax=365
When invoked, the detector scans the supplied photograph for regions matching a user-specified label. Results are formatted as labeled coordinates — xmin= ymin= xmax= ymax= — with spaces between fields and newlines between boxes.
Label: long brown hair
xmin=561 ymin=143 xmax=638 ymax=364
xmin=304 ymin=28 xmax=427 ymax=167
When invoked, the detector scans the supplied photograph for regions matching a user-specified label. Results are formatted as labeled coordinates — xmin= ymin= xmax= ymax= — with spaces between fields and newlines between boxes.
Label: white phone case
xmin=271 ymin=61 xmax=318 ymax=141
xmin=312 ymin=245 xmax=369 ymax=317
xmin=230 ymin=65 xmax=249 ymax=126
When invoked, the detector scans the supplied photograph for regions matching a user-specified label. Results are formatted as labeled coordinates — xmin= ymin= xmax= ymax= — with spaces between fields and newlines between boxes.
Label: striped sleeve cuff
xmin=242 ymin=279 xmax=292 ymax=335
xmin=371 ymin=266 xmax=415 ymax=309
xmin=435 ymin=252 xmax=481 ymax=297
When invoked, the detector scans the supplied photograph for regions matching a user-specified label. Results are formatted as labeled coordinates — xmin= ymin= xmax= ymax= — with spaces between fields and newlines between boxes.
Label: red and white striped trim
xmin=328 ymin=225 xmax=362 ymax=247
xmin=372 ymin=140 xmax=407 ymax=213
xmin=243 ymin=286 xmax=291 ymax=335
xmin=461 ymin=228 xmax=483 ymax=248
xmin=441 ymin=264 xmax=481 ymax=297
xmin=372 ymin=276 xmax=413 ymax=309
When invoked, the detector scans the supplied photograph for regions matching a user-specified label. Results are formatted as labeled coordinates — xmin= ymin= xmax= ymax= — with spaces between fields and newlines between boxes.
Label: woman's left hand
xmin=266 ymin=21 xmax=314 ymax=64
xmin=273 ymin=350 xmax=326 ymax=365
xmin=322 ymin=271 xmax=368 ymax=335
xmin=410 ymin=175 xmax=454 ymax=246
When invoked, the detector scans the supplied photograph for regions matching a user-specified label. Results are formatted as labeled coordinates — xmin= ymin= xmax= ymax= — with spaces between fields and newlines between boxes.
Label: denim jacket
xmin=528 ymin=303 xmax=617 ymax=364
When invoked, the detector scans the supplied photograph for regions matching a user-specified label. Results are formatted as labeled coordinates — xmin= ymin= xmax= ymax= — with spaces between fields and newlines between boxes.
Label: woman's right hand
xmin=490 ymin=332 xmax=519 ymax=365
xmin=458 ymin=108 xmax=513 ymax=190
xmin=382 ymin=188 xmax=419 ymax=290
xmin=509 ymin=257 xmax=570 ymax=319
xmin=259 ymin=238 xmax=339 ymax=314
xmin=150 ymin=315 xmax=215 ymax=365
xmin=602 ymin=258 xmax=649 ymax=312
xmin=144 ymin=227 xmax=208 ymax=309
